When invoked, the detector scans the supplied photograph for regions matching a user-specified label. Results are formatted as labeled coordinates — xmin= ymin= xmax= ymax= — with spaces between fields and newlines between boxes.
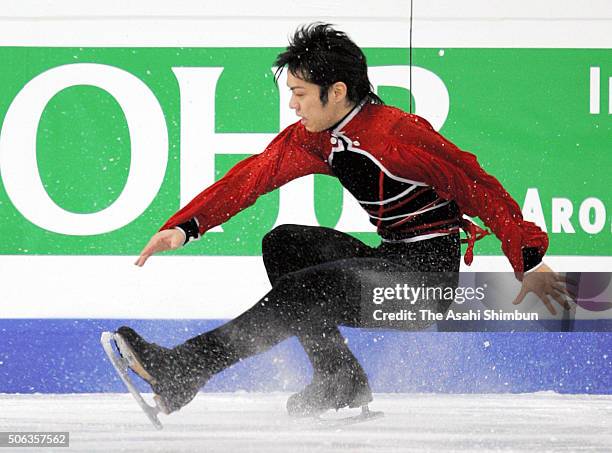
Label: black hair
xmin=274 ymin=23 xmax=384 ymax=106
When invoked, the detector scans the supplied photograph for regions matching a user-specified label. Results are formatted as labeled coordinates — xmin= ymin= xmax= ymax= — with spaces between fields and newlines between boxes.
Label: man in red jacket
xmin=115 ymin=23 xmax=571 ymax=417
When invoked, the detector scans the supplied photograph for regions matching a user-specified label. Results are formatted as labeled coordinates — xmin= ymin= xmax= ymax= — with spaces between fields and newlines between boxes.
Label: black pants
xmin=183 ymin=224 xmax=460 ymax=379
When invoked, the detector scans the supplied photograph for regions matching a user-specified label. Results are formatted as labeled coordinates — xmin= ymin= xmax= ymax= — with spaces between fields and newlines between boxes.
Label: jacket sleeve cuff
xmin=173 ymin=218 xmax=201 ymax=245
xmin=522 ymin=246 xmax=543 ymax=273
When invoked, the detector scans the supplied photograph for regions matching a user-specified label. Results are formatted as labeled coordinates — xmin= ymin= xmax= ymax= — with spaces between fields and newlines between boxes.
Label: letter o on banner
xmin=579 ymin=197 xmax=606 ymax=234
xmin=0 ymin=63 xmax=168 ymax=235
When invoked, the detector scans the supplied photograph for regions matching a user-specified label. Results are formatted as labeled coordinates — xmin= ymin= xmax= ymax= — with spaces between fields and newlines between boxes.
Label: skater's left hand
xmin=512 ymin=263 xmax=576 ymax=315
xmin=134 ymin=229 xmax=185 ymax=267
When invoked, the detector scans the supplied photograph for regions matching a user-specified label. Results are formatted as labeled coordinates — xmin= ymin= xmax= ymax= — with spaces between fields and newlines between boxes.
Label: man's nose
xmin=289 ymin=96 xmax=298 ymax=111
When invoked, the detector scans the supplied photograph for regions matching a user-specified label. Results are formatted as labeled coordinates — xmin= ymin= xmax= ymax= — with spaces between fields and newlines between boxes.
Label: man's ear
xmin=330 ymin=81 xmax=348 ymax=104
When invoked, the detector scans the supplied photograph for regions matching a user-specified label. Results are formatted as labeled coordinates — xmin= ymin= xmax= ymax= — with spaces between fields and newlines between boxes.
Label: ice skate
xmin=101 ymin=331 xmax=164 ymax=429
xmin=102 ymin=326 xmax=208 ymax=427
xmin=286 ymin=363 xmax=374 ymax=417
xmin=113 ymin=326 xmax=206 ymax=414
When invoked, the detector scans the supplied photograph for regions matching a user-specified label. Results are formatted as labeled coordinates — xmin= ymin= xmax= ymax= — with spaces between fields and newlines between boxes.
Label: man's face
xmin=287 ymin=71 xmax=344 ymax=132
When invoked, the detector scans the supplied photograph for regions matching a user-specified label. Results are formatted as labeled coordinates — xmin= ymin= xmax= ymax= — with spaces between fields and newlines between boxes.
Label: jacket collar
xmin=329 ymin=97 xmax=367 ymax=134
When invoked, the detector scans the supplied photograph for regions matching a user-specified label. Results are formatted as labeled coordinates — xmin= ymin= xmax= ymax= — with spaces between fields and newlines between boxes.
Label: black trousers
xmin=182 ymin=224 xmax=460 ymax=380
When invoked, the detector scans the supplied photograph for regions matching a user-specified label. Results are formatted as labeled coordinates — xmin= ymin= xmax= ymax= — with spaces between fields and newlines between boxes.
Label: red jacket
xmin=161 ymin=101 xmax=548 ymax=273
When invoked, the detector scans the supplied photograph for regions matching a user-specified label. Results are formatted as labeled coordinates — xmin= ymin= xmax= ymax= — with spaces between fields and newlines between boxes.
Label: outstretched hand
xmin=512 ymin=263 xmax=576 ymax=315
xmin=134 ymin=229 xmax=185 ymax=267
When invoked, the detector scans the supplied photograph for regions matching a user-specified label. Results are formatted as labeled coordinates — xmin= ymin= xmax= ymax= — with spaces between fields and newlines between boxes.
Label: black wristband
xmin=522 ymin=247 xmax=543 ymax=272
xmin=175 ymin=218 xmax=200 ymax=245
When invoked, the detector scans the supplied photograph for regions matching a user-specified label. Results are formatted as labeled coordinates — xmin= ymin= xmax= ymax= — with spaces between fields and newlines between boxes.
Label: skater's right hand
xmin=135 ymin=229 xmax=185 ymax=267
xmin=512 ymin=262 xmax=575 ymax=315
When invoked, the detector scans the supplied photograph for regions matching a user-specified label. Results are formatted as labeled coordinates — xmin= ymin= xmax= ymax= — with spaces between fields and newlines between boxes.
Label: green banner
xmin=0 ymin=48 xmax=609 ymax=256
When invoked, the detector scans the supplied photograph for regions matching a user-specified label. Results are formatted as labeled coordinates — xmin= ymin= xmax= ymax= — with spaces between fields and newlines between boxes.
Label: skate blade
xmin=100 ymin=331 xmax=164 ymax=430
xmin=315 ymin=405 xmax=384 ymax=428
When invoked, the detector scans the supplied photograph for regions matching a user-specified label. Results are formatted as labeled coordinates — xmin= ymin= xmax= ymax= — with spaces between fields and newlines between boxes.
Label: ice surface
xmin=1 ymin=392 xmax=611 ymax=452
